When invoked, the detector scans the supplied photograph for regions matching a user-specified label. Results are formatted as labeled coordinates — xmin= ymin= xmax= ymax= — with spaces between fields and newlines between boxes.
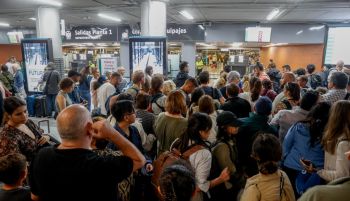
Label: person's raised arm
xmin=92 ymin=120 xmax=146 ymax=172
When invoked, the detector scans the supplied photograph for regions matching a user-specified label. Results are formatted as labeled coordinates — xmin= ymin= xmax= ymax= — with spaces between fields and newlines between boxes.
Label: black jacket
xmin=174 ymin=71 xmax=190 ymax=88
xmin=220 ymin=97 xmax=252 ymax=118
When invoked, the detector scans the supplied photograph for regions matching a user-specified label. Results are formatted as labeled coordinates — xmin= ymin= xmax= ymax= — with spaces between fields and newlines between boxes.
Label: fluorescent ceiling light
xmin=98 ymin=13 xmax=121 ymax=22
xmin=198 ymin=25 xmax=205 ymax=30
xmin=309 ymin=25 xmax=325 ymax=31
xmin=29 ymin=17 xmax=36 ymax=21
xmin=266 ymin=8 xmax=280 ymax=21
xmin=296 ymin=30 xmax=303 ymax=35
xmin=232 ymin=42 xmax=243 ymax=47
xmin=0 ymin=22 xmax=10 ymax=27
xmin=180 ymin=10 xmax=194 ymax=20
xmin=35 ymin=0 xmax=62 ymax=7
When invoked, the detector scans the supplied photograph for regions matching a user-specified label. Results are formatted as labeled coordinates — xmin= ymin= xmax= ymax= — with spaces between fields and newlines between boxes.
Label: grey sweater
xmin=43 ymin=69 xmax=60 ymax=95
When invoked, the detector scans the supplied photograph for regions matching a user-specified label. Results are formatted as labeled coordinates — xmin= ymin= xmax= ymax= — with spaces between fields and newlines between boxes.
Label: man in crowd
xmin=179 ymin=77 xmax=198 ymax=106
xmin=126 ymin=70 xmax=145 ymax=100
xmin=282 ymin=64 xmax=292 ymax=74
xmin=272 ymin=72 xmax=296 ymax=112
xmin=198 ymin=71 xmax=225 ymax=105
xmin=220 ymin=83 xmax=251 ymax=118
xmin=328 ymin=60 xmax=345 ymax=81
xmin=270 ymin=90 xmax=319 ymax=143
xmin=297 ymin=75 xmax=309 ymax=97
xmin=322 ymin=71 xmax=349 ymax=104
xmin=97 ymin=72 xmax=122 ymax=116
xmin=306 ymin=64 xmax=322 ymax=89
xmin=117 ymin=66 xmax=128 ymax=92
xmin=42 ymin=62 xmax=61 ymax=117
xmin=174 ymin=61 xmax=191 ymax=88
xmin=220 ymin=71 xmax=241 ymax=99
xmin=30 ymin=105 xmax=146 ymax=201
xmin=67 ymin=70 xmax=82 ymax=104
xmin=236 ymin=97 xmax=277 ymax=177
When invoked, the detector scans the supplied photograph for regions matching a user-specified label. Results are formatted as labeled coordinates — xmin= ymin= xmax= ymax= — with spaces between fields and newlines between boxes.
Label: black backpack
xmin=309 ymin=74 xmax=322 ymax=89
xmin=149 ymin=93 xmax=165 ymax=113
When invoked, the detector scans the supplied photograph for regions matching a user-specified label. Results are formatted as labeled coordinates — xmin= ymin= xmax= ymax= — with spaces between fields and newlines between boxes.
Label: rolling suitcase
xmin=35 ymin=95 xmax=50 ymax=117
xmin=27 ymin=95 xmax=37 ymax=117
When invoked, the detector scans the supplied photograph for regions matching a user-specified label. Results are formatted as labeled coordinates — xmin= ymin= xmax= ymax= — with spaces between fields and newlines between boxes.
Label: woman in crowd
xmin=79 ymin=66 xmax=92 ymax=111
xmin=317 ymin=101 xmax=350 ymax=182
xmin=154 ymin=91 xmax=187 ymax=155
xmin=143 ymin=66 xmax=153 ymax=94
xmin=261 ymin=79 xmax=277 ymax=101
xmin=12 ymin=63 xmax=26 ymax=100
xmin=198 ymin=95 xmax=218 ymax=143
xmin=55 ymin=78 xmax=74 ymax=116
xmin=282 ymin=102 xmax=331 ymax=196
xmin=162 ymin=80 xmax=176 ymax=96
xmin=0 ymin=97 xmax=51 ymax=161
xmin=210 ymin=111 xmax=245 ymax=201
xmin=159 ymin=161 xmax=196 ymax=201
xmin=241 ymin=133 xmax=295 ymax=201
xmin=239 ymin=76 xmax=262 ymax=108
xmin=274 ymin=82 xmax=300 ymax=114
xmin=150 ymin=75 xmax=166 ymax=115
xmin=172 ymin=113 xmax=230 ymax=201
xmin=187 ymin=88 xmax=205 ymax=117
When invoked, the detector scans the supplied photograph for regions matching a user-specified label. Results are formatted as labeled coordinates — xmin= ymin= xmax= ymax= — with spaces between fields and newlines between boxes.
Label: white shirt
xmin=97 ymin=82 xmax=116 ymax=115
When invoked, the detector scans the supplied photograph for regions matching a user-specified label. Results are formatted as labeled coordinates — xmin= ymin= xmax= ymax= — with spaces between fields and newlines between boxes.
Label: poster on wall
xmin=21 ymin=39 xmax=53 ymax=92
xmin=99 ymin=57 xmax=118 ymax=76
xmin=129 ymin=37 xmax=167 ymax=75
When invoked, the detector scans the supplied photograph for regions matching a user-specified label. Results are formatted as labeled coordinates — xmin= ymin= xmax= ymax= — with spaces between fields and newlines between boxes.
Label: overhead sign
xmin=64 ymin=26 xmax=118 ymax=42
xmin=64 ymin=24 xmax=205 ymax=42
xmin=245 ymin=27 xmax=272 ymax=42
xmin=99 ymin=57 xmax=118 ymax=76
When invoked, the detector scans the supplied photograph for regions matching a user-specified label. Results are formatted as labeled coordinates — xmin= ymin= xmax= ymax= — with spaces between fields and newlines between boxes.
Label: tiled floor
xmin=30 ymin=117 xmax=61 ymax=142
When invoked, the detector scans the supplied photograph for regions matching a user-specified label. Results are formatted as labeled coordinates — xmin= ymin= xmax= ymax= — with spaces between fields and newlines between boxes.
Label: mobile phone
xmin=300 ymin=159 xmax=312 ymax=167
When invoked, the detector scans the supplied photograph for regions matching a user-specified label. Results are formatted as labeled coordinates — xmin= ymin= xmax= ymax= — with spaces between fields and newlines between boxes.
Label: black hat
xmin=216 ymin=111 xmax=243 ymax=127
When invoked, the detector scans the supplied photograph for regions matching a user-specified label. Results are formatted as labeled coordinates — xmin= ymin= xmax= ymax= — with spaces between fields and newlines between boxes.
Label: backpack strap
xmin=279 ymin=171 xmax=285 ymax=201
xmin=344 ymin=93 xmax=350 ymax=100
xmin=182 ymin=145 xmax=205 ymax=160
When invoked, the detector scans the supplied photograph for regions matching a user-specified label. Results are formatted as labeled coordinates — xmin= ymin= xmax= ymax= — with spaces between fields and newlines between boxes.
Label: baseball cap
xmin=216 ymin=111 xmax=243 ymax=127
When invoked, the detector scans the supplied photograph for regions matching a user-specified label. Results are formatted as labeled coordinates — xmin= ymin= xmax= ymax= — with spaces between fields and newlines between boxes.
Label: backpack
xmin=151 ymin=144 xmax=204 ymax=199
xmin=105 ymin=92 xmax=119 ymax=116
xmin=309 ymin=74 xmax=322 ymax=89
xmin=148 ymin=93 xmax=165 ymax=113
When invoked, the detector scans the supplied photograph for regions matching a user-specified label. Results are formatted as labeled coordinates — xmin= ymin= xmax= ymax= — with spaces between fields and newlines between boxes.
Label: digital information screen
xmin=325 ymin=27 xmax=350 ymax=65
xmin=129 ymin=37 xmax=167 ymax=75
xmin=22 ymin=42 xmax=49 ymax=92
xmin=245 ymin=27 xmax=272 ymax=42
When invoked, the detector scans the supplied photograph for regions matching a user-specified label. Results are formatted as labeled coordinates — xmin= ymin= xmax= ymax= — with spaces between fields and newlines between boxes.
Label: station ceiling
xmin=0 ymin=0 xmax=349 ymax=29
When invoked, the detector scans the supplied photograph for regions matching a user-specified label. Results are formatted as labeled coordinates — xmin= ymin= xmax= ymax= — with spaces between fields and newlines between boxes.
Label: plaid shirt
xmin=321 ymin=89 xmax=347 ymax=104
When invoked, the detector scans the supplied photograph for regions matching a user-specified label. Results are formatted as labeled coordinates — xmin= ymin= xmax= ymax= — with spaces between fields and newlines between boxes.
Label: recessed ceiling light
xmin=35 ymin=0 xmax=62 ymax=7
xmin=29 ymin=17 xmax=36 ymax=21
xmin=296 ymin=30 xmax=303 ymax=35
xmin=0 ymin=22 xmax=10 ymax=27
xmin=98 ymin=13 xmax=121 ymax=22
xmin=309 ymin=25 xmax=325 ymax=31
xmin=180 ymin=10 xmax=194 ymax=20
xmin=266 ymin=8 xmax=280 ymax=21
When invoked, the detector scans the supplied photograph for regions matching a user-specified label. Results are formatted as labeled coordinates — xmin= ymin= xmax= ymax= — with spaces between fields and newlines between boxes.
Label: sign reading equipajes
xmin=64 ymin=26 xmax=118 ymax=42
xmin=64 ymin=24 xmax=205 ymax=42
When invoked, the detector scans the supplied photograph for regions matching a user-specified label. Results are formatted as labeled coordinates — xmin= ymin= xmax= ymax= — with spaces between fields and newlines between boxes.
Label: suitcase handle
xmin=38 ymin=119 xmax=50 ymax=133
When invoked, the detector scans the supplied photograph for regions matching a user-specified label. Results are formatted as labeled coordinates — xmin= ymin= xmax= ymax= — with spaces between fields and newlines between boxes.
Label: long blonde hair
xmin=322 ymin=101 xmax=350 ymax=154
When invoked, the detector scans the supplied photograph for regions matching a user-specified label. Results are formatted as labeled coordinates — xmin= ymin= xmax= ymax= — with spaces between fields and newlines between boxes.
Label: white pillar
xmin=181 ymin=42 xmax=196 ymax=77
xmin=120 ymin=41 xmax=130 ymax=80
xmin=36 ymin=7 xmax=64 ymax=75
xmin=141 ymin=0 xmax=167 ymax=36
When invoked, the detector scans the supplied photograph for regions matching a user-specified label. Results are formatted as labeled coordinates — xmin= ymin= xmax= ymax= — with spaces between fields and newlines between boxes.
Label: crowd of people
xmin=0 ymin=58 xmax=349 ymax=201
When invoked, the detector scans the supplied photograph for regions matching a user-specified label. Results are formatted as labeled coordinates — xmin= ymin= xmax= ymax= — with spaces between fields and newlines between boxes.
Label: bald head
xmin=336 ymin=60 xmax=345 ymax=72
xmin=57 ymin=105 xmax=92 ymax=141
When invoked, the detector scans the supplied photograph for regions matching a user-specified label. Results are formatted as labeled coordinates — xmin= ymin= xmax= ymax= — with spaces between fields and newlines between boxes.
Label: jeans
xmin=79 ymin=89 xmax=91 ymax=111
xmin=46 ymin=94 xmax=57 ymax=117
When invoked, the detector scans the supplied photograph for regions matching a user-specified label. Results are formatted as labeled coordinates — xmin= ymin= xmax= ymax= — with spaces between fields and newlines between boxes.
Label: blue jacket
xmin=68 ymin=85 xmax=81 ymax=104
xmin=283 ymin=122 xmax=324 ymax=171
xmin=14 ymin=70 xmax=24 ymax=89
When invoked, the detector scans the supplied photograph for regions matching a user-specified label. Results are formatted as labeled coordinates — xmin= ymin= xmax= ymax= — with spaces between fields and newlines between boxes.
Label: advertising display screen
xmin=21 ymin=39 xmax=53 ymax=92
xmin=129 ymin=37 xmax=167 ymax=75
xmin=245 ymin=27 xmax=272 ymax=42
xmin=325 ymin=27 xmax=350 ymax=65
